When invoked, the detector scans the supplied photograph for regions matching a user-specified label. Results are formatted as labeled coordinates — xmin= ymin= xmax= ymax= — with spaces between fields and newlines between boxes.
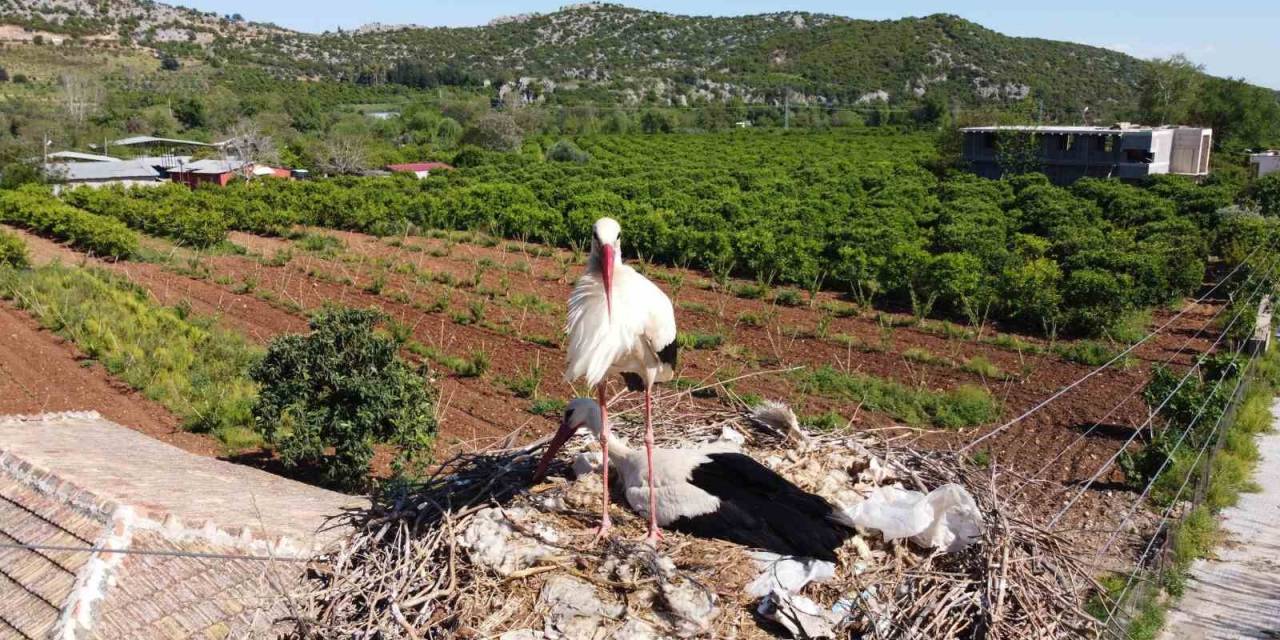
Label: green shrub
xmin=63 ymin=185 xmax=229 ymax=248
xmin=546 ymin=139 xmax=591 ymax=163
xmin=0 ymin=229 xmax=29 ymax=268
xmin=962 ymin=356 xmax=1004 ymax=379
xmin=0 ymin=186 xmax=137 ymax=259
xmin=250 ymin=307 xmax=438 ymax=490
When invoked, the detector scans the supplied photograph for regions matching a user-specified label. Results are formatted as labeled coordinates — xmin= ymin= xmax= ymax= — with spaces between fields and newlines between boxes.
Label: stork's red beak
xmin=531 ymin=415 xmax=575 ymax=483
xmin=600 ymin=243 xmax=614 ymax=320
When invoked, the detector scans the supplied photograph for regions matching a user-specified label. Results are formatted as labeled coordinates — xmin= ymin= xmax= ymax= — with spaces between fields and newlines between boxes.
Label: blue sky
xmin=179 ymin=1 xmax=1280 ymax=89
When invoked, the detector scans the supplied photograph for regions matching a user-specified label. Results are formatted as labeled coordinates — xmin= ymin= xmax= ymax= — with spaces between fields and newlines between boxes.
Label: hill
xmin=1 ymin=1 xmax=1147 ymax=117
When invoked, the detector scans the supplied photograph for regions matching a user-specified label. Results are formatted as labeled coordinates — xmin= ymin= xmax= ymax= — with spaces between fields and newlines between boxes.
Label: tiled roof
xmin=0 ymin=412 xmax=365 ymax=639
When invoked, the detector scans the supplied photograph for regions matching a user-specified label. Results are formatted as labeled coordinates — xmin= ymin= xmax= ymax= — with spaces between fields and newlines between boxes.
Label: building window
xmin=983 ymin=132 xmax=997 ymax=149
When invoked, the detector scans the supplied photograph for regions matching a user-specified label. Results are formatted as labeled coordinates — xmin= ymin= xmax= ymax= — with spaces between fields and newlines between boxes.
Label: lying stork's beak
xmin=600 ymin=243 xmax=614 ymax=320
xmin=531 ymin=415 xmax=575 ymax=484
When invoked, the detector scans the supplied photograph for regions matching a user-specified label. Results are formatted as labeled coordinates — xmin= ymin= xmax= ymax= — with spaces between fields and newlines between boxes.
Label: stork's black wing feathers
xmin=620 ymin=372 xmax=645 ymax=392
xmin=657 ymin=339 xmax=678 ymax=368
xmin=670 ymin=453 xmax=850 ymax=561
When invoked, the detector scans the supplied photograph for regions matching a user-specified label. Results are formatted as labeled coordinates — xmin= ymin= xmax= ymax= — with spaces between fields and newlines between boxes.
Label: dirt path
xmin=0 ymin=300 xmax=223 ymax=458
xmin=1158 ymin=400 xmax=1280 ymax=640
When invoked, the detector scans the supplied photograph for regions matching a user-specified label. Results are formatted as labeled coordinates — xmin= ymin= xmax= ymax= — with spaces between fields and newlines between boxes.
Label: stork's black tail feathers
xmin=670 ymin=452 xmax=852 ymax=562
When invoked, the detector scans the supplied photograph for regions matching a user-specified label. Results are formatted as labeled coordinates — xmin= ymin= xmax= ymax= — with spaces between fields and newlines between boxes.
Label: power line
xmin=0 ymin=541 xmax=310 ymax=563
xmin=1097 ymin=342 xmax=1258 ymax=635
xmin=960 ymin=245 xmax=1264 ymax=455
xmin=1097 ymin=337 xmax=1258 ymax=557
xmin=1046 ymin=260 xmax=1273 ymax=528
xmin=1012 ymin=256 xmax=1273 ymax=495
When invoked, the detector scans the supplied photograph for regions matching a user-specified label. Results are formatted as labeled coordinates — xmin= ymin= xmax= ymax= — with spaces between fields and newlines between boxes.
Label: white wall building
xmin=961 ymin=123 xmax=1213 ymax=185
xmin=1251 ymin=151 xmax=1280 ymax=179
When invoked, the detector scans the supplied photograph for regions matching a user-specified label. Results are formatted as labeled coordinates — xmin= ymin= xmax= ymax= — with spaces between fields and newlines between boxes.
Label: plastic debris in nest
xmin=844 ymin=483 xmax=984 ymax=553
xmin=458 ymin=507 xmax=562 ymax=576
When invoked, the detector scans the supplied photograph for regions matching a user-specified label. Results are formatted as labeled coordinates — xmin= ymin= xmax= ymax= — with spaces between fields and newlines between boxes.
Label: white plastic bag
xmin=845 ymin=483 xmax=983 ymax=553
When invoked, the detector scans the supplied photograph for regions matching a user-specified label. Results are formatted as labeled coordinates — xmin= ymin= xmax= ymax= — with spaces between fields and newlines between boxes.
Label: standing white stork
xmin=563 ymin=217 xmax=677 ymax=544
xmin=532 ymin=399 xmax=852 ymax=560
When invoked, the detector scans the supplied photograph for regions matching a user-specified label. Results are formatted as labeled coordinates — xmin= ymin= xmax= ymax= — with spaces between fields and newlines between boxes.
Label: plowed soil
xmin=0 ymin=300 xmax=221 ymax=458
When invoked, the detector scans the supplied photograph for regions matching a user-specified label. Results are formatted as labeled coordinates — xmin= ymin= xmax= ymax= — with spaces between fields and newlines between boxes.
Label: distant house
xmin=42 ymin=159 xmax=164 ymax=191
xmin=1251 ymin=151 xmax=1280 ymax=179
xmin=960 ymin=123 xmax=1213 ymax=185
xmin=386 ymin=161 xmax=454 ymax=179
xmin=167 ymin=158 xmax=252 ymax=188
xmin=366 ymin=111 xmax=401 ymax=120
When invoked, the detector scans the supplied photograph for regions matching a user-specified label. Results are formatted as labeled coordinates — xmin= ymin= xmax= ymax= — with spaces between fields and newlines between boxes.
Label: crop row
xmin=54 ymin=131 xmax=1277 ymax=336
xmin=1 ymin=186 xmax=138 ymax=258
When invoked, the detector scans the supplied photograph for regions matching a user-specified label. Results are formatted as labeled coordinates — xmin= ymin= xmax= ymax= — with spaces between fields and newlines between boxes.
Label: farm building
xmin=961 ymin=123 xmax=1213 ymax=185
xmin=1251 ymin=151 xmax=1280 ymax=179
xmin=167 ymin=158 xmax=253 ymax=188
xmin=42 ymin=158 xmax=165 ymax=190
xmin=0 ymin=412 xmax=363 ymax=639
xmin=386 ymin=161 xmax=454 ymax=179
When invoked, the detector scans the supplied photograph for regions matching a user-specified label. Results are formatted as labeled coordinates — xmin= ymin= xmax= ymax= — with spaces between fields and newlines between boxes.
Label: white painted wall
xmin=1252 ymin=153 xmax=1280 ymax=179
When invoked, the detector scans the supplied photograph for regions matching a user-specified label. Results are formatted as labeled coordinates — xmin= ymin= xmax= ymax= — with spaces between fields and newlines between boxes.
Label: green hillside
xmin=0 ymin=1 xmax=1148 ymax=119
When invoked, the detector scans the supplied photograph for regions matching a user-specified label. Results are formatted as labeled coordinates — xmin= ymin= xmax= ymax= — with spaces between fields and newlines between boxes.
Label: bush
xmin=250 ymin=307 xmax=438 ymax=490
xmin=0 ymin=229 xmax=28 ymax=268
xmin=0 ymin=186 xmax=138 ymax=258
xmin=546 ymin=139 xmax=591 ymax=163
xmin=461 ymin=113 xmax=524 ymax=152
xmin=64 ymin=185 xmax=229 ymax=248
xmin=1247 ymin=172 xmax=1280 ymax=215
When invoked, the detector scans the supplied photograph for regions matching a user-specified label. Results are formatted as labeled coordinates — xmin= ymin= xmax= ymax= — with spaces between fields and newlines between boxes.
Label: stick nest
xmin=286 ymin=394 xmax=1103 ymax=639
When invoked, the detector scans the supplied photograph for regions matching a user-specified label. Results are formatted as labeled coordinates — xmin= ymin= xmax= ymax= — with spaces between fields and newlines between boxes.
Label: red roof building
xmin=386 ymin=162 xmax=454 ymax=179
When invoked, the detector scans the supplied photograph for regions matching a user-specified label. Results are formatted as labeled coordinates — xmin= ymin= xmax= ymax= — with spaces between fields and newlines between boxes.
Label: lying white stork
xmin=532 ymin=398 xmax=852 ymax=561
xmin=564 ymin=217 xmax=677 ymax=544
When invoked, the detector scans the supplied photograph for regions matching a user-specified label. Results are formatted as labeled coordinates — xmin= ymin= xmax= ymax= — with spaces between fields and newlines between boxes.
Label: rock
xmin=657 ymin=574 xmax=719 ymax=637
xmin=539 ymin=575 xmax=624 ymax=640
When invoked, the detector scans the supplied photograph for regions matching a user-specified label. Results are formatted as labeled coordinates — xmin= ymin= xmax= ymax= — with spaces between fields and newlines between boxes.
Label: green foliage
xmin=12 ymin=128 xmax=1262 ymax=338
xmin=794 ymin=366 xmax=999 ymax=428
xmin=1247 ymin=173 xmax=1280 ymax=216
xmin=0 ymin=229 xmax=29 ymax=268
xmin=677 ymin=332 xmax=725 ymax=350
xmin=0 ymin=263 xmax=258 ymax=441
xmin=462 ymin=113 xmax=524 ymax=152
xmin=546 ymin=139 xmax=591 ymax=163
xmin=63 ymin=185 xmax=229 ymax=248
xmin=0 ymin=186 xmax=138 ymax=258
xmin=250 ymin=307 xmax=438 ymax=490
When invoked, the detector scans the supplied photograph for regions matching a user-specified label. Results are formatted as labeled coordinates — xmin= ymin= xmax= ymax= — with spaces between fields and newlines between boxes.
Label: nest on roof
xmin=285 ymin=389 xmax=1103 ymax=640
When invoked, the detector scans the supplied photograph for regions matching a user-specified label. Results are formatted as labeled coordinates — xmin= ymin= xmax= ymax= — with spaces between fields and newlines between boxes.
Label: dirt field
xmin=0 ymin=224 xmax=1226 ymax=546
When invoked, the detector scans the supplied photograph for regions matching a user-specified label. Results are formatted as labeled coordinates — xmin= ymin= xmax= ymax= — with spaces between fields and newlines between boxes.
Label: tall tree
xmin=1137 ymin=54 xmax=1203 ymax=125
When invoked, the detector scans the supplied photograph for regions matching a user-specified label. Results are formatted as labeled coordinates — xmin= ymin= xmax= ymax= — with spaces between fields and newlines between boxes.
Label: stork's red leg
xmin=643 ymin=387 xmax=663 ymax=546
xmin=591 ymin=383 xmax=612 ymax=545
